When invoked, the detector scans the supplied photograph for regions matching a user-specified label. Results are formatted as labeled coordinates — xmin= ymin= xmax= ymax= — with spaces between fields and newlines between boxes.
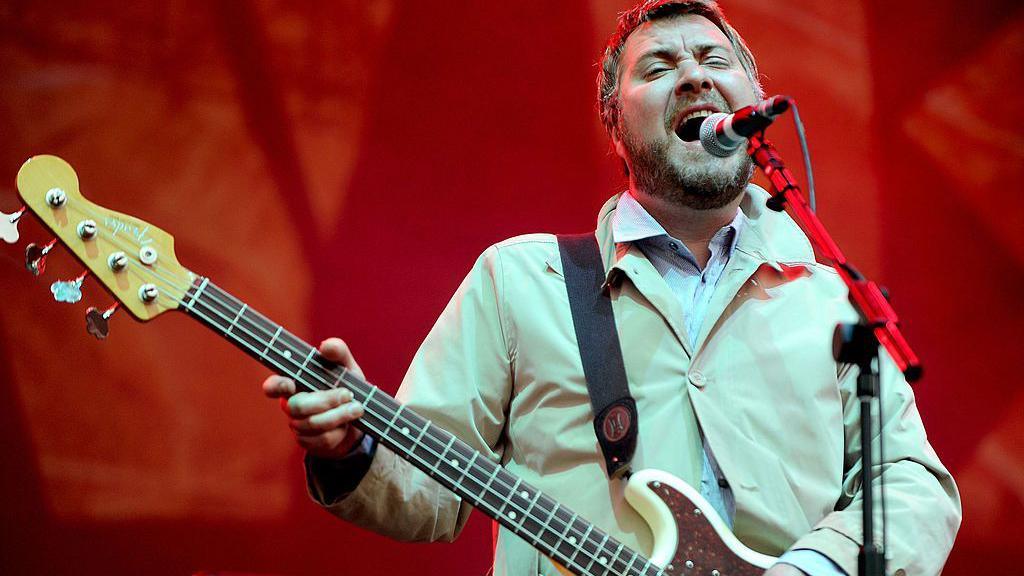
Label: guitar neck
xmin=180 ymin=277 xmax=658 ymax=576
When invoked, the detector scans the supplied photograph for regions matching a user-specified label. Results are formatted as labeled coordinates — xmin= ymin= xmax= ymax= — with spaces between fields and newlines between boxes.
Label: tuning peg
xmin=2 ymin=207 xmax=25 ymax=244
xmin=50 ymin=272 xmax=89 ymax=304
xmin=85 ymin=303 xmax=118 ymax=340
xmin=25 ymin=239 xmax=56 ymax=276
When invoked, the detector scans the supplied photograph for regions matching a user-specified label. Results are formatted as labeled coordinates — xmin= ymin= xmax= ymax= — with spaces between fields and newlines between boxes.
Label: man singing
xmin=262 ymin=1 xmax=961 ymax=574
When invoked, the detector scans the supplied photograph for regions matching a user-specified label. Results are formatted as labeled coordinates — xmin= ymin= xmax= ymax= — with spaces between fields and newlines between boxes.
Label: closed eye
xmin=644 ymin=67 xmax=672 ymax=79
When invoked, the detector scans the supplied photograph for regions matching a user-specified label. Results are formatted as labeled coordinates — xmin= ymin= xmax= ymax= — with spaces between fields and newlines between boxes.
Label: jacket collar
xmin=595 ymin=184 xmax=815 ymax=281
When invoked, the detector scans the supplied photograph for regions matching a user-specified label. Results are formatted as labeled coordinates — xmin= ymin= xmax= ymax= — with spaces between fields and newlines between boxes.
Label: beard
xmin=621 ymin=123 xmax=753 ymax=210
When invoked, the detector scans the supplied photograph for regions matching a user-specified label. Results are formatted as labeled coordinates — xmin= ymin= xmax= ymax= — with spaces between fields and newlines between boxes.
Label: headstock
xmin=15 ymin=155 xmax=193 ymax=323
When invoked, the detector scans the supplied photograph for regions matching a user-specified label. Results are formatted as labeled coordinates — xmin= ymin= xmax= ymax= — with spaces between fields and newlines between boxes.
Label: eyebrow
xmin=636 ymin=42 xmax=731 ymax=63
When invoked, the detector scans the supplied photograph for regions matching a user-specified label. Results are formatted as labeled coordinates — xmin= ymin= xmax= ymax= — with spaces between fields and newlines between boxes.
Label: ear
xmin=610 ymin=124 xmax=629 ymax=165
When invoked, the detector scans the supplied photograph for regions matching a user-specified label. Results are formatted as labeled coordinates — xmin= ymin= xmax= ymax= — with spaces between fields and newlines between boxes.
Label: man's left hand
xmin=764 ymin=565 xmax=808 ymax=576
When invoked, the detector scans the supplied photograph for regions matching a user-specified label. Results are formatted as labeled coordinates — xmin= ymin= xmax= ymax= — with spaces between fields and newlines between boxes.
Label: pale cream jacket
xmin=311 ymin=186 xmax=961 ymax=576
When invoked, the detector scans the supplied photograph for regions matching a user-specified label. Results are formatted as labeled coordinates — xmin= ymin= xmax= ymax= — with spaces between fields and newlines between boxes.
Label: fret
xmin=186 ymin=277 xmax=209 ymax=312
xmin=193 ymin=284 xmax=234 ymax=329
xmin=286 ymin=348 xmax=317 ymax=389
xmin=554 ymin=515 xmax=586 ymax=576
xmin=514 ymin=484 xmax=542 ymax=536
xmin=537 ymin=498 xmax=560 ymax=546
xmin=176 ymin=278 xmax=660 ymax=576
xmin=497 ymin=477 xmax=523 ymax=521
xmin=455 ymin=460 xmax=499 ymax=517
xmin=432 ymin=434 xmax=456 ymax=474
xmin=454 ymin=450 xmax=478 ymax=487
xmin=225 ymin=302 xmax=247 ymax=334
xmin=567 ymin=521 xmax=594 ymax=568
xmin=361 ymin=385 xmax=379 ymax=408
xmin=387 ymin=404 xmax=407 ymax=433
xmin=329 ymin=366 xmax=350 ymax=390
xmin=559 ymin=511 xmax=580 ymax=550
xmin=587 ymin=532 xmax=611 ymax=573
xmin=260 ymin=326 xmax=284 ymax=359
xmin=234 ymin=308 xmax=275 ymax=354
xmin=482 ymin=462 xmax=501 ymax=494
xmin=471 ymin=462 xmax=507 ymax=516
xmin=447 ymin=447 xmax=482 ymax=506
xmin=414 ymin=419 xmax=431 ymax=442
xmin=271 ymin=330 xmax=302 ymax=362
xmin=617 ymin=545 xmax=638 ymax=576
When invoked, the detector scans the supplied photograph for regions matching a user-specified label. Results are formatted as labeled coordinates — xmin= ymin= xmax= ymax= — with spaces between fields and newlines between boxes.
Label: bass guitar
xmin=10 ymin=154 xmax=776 ymax=576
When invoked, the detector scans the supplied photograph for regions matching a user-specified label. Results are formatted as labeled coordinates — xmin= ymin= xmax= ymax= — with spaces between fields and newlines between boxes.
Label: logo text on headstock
xmin=105 ymin=217 xmax=153 ymax=245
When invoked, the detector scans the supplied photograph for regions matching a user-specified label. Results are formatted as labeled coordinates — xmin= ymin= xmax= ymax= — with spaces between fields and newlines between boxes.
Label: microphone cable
xmin=789 ymin=101 xmax=817 ymax=213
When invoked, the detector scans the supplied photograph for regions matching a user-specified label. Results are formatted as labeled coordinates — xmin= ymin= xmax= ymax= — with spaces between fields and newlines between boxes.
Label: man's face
xmin=612 ymin=14 xmax=758 ymax=209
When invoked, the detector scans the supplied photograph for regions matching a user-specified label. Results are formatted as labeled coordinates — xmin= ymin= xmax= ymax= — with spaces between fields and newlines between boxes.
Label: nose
xmin=675 ymin=62 xmax=713 ymax=96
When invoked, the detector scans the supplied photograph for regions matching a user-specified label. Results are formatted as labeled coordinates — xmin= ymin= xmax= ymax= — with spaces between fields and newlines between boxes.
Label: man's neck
xmin=629 ymin=187 xmax=743 ymax=269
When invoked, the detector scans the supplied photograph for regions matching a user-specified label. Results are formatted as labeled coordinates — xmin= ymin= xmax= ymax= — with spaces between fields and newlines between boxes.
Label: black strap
xmin=557 ymin=233 xmax=638 ymax=479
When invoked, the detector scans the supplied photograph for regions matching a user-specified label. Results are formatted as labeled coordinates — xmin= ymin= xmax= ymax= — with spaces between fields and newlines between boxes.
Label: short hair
xmin=597 ymin=0 xmax=764 ymax=138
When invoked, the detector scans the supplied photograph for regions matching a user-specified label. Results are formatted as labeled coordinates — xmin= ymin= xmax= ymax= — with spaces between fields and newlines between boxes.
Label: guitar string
xmin=54 ymin=201 xmax=660 ymax=576
xmin=159 ymin=284 xmax=655 ymax=576
xmin=62 ymin=201 xmax=658 ymax=576
xmin=166 ymin=271 xmax=655 ymax=576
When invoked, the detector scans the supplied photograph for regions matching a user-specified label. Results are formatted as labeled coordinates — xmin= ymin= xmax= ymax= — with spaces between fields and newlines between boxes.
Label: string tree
xmin=17 ymin=155 xmax=192 ymax=321
xmin=138 ymin=245 xmax=158 ymax=265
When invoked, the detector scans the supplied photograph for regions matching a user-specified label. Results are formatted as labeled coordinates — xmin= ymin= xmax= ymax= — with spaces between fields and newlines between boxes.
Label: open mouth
xmin=674 ymin=110 xmax=715 ymax=142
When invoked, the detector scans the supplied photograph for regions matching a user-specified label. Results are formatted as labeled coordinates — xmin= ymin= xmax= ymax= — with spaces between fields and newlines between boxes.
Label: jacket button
xmin=689 ymin=371 xmax=706 ymax=388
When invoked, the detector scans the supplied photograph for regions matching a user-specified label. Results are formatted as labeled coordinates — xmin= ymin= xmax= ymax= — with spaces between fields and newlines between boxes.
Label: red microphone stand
xmin=747 ymin=131 xmax=922 ymax=576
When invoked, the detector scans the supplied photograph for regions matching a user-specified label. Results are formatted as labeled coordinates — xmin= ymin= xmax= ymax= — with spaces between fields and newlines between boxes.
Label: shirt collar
xmin=611 ymin=190 xmax=746 ymax=258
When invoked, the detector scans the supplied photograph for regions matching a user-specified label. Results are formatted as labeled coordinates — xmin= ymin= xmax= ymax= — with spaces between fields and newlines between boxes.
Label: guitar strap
xmin=557 ymin=233 xmax=638 ymax=479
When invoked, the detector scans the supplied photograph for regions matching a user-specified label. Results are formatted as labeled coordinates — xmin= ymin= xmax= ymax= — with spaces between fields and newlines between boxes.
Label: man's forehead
xmin=622 ymin=14 xmax=732 ymax=62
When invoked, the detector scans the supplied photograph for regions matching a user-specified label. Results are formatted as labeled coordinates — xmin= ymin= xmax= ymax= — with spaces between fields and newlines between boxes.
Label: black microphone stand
xmin=745 ymin=131 xmax=923 ymax=576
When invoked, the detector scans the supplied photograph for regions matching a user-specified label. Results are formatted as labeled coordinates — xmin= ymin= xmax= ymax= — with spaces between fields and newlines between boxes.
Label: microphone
xmin=699 ymin=95 xmax=792 ymax=157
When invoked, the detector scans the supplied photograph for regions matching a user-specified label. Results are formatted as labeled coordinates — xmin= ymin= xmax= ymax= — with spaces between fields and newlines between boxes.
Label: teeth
xmin=681 ymin=110 xmax=714 ymax=123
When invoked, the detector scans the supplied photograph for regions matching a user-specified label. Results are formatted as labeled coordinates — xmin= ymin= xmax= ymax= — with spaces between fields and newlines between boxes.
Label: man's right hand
xmin=261 ymin=337 xmax=366 ymax=460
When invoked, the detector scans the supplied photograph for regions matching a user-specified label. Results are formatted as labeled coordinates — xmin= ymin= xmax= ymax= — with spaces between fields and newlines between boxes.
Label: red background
xmin=1 ymin=1 xmax=1021 ymax=574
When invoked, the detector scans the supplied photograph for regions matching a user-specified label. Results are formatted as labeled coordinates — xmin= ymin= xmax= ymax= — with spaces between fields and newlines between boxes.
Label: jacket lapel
xmin=612 ymin=244 xmax=693 ymax=356
xmin=692 ymin=222 xmax=784 ymax=354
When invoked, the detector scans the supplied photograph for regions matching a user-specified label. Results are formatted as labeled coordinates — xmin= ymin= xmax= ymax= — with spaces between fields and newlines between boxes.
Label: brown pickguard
xmin=648 ymin=480 xmax=763 ymax=575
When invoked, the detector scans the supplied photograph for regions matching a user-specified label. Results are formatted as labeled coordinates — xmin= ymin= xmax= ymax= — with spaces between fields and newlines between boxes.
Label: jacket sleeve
xmin=789 ymin=353 xmax=962 ymax=575
xmin=305 ymin=245 xmax=514 ymax=542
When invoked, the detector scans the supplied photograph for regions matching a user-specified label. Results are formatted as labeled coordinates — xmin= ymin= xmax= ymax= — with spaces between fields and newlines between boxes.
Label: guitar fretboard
xmin=182 ymin=277 xmax=662 ymax=576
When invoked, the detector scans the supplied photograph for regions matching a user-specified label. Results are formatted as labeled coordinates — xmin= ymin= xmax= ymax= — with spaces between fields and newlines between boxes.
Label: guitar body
xmin=553 ymin=469 xmax=774 ymax=576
